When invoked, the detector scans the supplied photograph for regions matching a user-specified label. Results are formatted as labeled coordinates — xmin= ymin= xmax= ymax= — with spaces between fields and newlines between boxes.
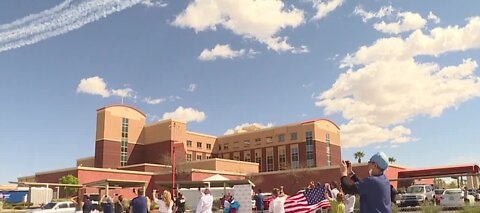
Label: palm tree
xmin=354 ymin=151 xmax=365 ymax=163
xmin=388 ymin=157 xmax=396 ymax=164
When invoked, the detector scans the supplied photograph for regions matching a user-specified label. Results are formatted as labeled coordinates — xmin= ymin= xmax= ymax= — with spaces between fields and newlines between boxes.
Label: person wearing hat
xmin=340 ymin=152 xmax=392 ymax=213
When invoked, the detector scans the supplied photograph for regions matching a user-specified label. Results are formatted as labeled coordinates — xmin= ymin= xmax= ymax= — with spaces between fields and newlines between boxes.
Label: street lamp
xmin=169 ymin=122 xmax=178 ymax=198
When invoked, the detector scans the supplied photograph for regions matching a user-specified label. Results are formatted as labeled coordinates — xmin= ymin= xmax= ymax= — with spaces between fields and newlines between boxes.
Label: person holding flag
xmin=282 ymin=183 xmax=331 ymax=213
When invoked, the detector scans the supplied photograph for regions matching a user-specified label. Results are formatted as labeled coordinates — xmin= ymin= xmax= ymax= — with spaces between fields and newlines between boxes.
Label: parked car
xmin=440 ymin=188 xmax=475 ymax=208
xmin=467 ymin=189 xmax=480 ymax=201
xmin=434 ymin=189 xmax=445 ymax=205
xmin=398 ymin=185 xmax=435 ymax=207
xmin=26 ymin=201 xmax=76 ymax=213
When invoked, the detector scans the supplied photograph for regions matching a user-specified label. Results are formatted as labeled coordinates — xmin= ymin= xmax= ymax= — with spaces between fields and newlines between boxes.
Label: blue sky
xmin=1 ymin=0 xmax=480 ymax=184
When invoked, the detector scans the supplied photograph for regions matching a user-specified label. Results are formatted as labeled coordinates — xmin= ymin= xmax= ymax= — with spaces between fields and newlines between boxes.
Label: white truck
xmin=398 ymin=185 xmax=435 ymax=207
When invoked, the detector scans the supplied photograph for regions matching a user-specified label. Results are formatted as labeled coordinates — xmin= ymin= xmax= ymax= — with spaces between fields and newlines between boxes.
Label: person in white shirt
xmin=153 ymin=190 xmax=173 ymax=213
xmin=344 ymin=194 xmax=355 ymax=213
xmin=268 ymin=188 xmax=286 ymax=213
xmin=196 ymin=188 xmax=213 ymax=213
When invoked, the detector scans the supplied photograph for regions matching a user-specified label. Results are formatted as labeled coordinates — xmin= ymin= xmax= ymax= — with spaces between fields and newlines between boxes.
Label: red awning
xmin=398 ymin=164 xmax=479 ymax=178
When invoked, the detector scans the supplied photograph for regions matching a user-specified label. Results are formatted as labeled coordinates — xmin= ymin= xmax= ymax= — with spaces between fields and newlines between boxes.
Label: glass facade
xmin=326 ymin=133 xmax=332 ymax=166
xmin=279 ymin=149 xmax=286 ymax=170
xmin=120 ymin=118 xmax=129 ymax=166
xmin=267 ymin=155 xmax=274 ymax=172
xmin=291 ymin=146 xmax=299 ymax=169
xmin=306 ymin=131 xmax=315 ymax=167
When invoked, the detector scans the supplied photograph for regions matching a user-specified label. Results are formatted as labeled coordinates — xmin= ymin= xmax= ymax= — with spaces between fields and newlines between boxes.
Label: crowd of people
xmin=252 ymin=151 xmax=396 ymax=213
xmin=74 ymin=151 xmax=395 ymax=213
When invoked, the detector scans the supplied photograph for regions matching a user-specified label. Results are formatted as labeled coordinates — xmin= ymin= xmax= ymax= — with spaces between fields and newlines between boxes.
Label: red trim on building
xmin=398 ymin=164 xmax=480 ymax=178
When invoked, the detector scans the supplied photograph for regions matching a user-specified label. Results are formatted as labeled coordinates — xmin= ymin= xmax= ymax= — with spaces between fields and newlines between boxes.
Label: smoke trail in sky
xmin=0 ymin=0 xmax=143 ymax=53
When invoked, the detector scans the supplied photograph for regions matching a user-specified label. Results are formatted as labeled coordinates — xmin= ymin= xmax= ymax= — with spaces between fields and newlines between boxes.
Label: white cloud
xmin=224 ymin=122 xmax=273 ymax=135
xmin=162 ymin=106 xmax=206 ymax=123
xmin=76 ymin=76 xmax=110 ymax=97
xmin=0 ymin=0 xmax=143 ymax=53
xmin=428 ymin=11 xmax=441 ymax=24
xmin=312 ymin=0 xmax=345 ymax=21
xmin=141 ymin=0 xmax=167 ymax=8
xmin=339 ymin=121 xmax=414 ymax=148
xmin=172 ymin=0 xmax=305 ymax=53
xmin=342 ymin=17 xmax=480 ymax=67
xmin=198 ymin=44 xmax=246 ymax=61
xmin=143 ymin=97 xmax=165 ymax=105
xmin=291 ymin=45 xmax=310 ymax=54
xmin=317 ymin=17 xmax=480 ymax=148
xmin=77 ymin=76 xmax=135 ymax=99
xmin=168 ymin=95 xmax=182 ymax=101
xmin=353 ymin=5 xmax=394 ymax=23
xmin=374 ymin=11 xmax=427 ymax=34
xmin=187 ymin=84 xmax=197 ymax=92
xmin=111 ymin=88 xmax=134 ymax=98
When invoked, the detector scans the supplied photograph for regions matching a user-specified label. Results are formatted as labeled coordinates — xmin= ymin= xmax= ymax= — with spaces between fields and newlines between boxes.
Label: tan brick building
xmin=94 ymin=104 xmax=341 ymax=172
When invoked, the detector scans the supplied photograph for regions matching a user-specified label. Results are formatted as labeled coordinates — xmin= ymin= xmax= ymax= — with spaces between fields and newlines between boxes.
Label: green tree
xmin=388 ymin=157 xmax=396 ymax=164
xmin=58 ymin=175 xmax=79 ymax=197
xmin=354 ymin=151 xmax=365 ymax=163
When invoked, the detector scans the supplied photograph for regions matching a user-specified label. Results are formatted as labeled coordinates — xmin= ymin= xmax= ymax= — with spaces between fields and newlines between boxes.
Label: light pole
xmin=170 ymin=122 xmax=177 ymax=198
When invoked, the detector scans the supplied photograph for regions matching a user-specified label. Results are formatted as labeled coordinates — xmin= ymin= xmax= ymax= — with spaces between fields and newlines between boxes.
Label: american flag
xmin=284 ymin=186 xmax=331 ymax=213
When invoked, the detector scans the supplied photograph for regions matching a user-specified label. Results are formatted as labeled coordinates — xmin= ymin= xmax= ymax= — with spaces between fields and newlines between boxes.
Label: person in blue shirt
xmin=254 ymin=189 xmax=264 ymax=212
xmin=340 ymin=152 xmax=392 ymax=213
xmin=130 ymin=189 xmax=148 ymax=213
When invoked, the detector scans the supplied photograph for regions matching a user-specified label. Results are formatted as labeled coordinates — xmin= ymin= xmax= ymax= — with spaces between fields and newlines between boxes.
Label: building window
xmin=278 ymin=134 xmax=285 ymax=142
xmin=306 ymin=131 xmax=315 ymax=167
xmin=224 ymin=144 xmax=229 ymax=150
xmin=219 ymin=145 xmax=222 ymax=151
xmin=197 ymin=155 xmax=202 ymax=160
xmin=187 ymin=140 xmax=192 ymax=147
xmin=255 ymin=138 xmax=261 ymax=142
xmin=234 ymin=155 xmax=240 ymax=161
xmin=243 ymin=140 xmax=250 ymax=147
xmin=267 ymin=155 xmax=274 ymax=172
xmin=187 ymin=154 xmax=192 ymax=161
xmin=255 ymin=153 xmax=262 ymax=171
xmin=244 ymin=152 xmax=251 ymax=162
xmin=266 ymin=137 xmax=273 ymax=144
xmin=326 ymin=133 xmax=332 ymax=166
xmin=197 ymin=142 xmax=202 ymax=148
xmin=206 ymin=155 xmax=212 ymax=159
xmin=120 ymin=118 xmax=129 ymax=166
xmin=206 ymin=144 xmax=212 ymax=150
xmin=291 ymin=146 xmax=299 ymax=169
xmin=279 ymin=149 xmax=286 ymax=170
xmin=291 ymin=132 xmax=298 ymax=141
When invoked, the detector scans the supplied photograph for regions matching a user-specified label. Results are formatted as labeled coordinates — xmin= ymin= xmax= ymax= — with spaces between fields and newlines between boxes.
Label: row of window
xmin=186 ymin=140 xmax=212 ymax=150
xmin=186 ymin=153 xmax=212 ymax=161
xmin=219 ymin=132 xmax=304 ymax=151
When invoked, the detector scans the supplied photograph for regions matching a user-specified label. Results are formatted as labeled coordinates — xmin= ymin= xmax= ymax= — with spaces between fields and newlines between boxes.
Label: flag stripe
xmin=284 ymin=186 xmax=331 ymax=213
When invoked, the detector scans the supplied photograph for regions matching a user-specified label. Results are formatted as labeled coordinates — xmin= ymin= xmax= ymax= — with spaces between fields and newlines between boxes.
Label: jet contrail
xmin=0 ymin=0 xmax=74 ymax=31
xmin=0 ymin=0 xmax=143 ymax=53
